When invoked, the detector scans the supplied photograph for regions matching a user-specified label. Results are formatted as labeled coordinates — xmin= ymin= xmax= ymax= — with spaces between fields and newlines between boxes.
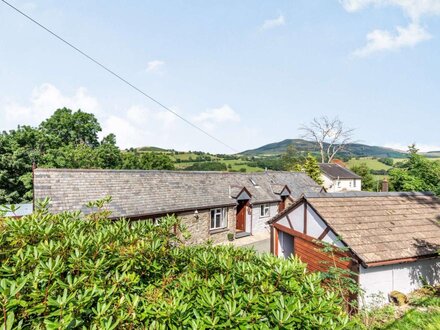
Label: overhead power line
xmin=1 ymin=0 xmax=238 ymax=153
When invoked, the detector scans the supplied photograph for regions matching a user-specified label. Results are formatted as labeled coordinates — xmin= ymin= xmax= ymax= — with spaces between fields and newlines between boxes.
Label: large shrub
xmin=0 ymin=200 xmax=352 ymax=329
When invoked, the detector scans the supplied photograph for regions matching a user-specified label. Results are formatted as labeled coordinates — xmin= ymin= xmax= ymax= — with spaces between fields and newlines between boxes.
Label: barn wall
xmin=359 ymin=258 xmax=440 ymax=306
xmin=294 ymin=234 xmax=353 ymax=273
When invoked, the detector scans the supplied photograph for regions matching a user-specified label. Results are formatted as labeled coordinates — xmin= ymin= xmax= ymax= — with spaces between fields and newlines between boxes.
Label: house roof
xmin=318 ymin=163 xmax=361 ymax=180
xmin=292 ymin=192 xmax=440 ymax=266
xmin=33 ymin=169 xmax=321 ymax=218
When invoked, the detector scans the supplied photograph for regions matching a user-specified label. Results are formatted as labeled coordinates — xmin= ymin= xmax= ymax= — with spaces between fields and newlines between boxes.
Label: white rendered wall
xmin=306 ymin=207 xmax=327 ymax=238
xmin=359 ymin=258 xmax=440 ymax=306
xmin=252 ymin=203 xmax=278 ymax=234
xmin=321 ymin=174 xmax=361 ymax=192
xmin=277 ymin=204 xmax=305 ymax=233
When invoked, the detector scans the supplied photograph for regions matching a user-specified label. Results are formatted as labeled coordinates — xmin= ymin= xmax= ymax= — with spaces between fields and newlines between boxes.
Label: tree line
xmin=0 ymin=108 xmax=174 ymax=204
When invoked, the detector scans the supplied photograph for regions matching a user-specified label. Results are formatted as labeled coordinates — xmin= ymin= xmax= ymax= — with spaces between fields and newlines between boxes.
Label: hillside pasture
xmin=347 ymin=157 xmax=392 ymax=171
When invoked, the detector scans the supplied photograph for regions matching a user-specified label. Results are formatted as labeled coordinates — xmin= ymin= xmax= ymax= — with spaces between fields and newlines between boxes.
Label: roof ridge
xmin=305 ymin=191 xmax=437 ymax=198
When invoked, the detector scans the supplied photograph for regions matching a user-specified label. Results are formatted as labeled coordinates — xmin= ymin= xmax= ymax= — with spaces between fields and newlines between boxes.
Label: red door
xmin=236 ymin=201 xmax=246 ymax=232
xmin=279 ymin=197 xmax=286 ymax=212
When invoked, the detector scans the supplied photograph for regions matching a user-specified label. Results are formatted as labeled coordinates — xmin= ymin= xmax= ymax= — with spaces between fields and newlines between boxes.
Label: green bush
xmin=0 ymin=200 xmax=352 ymax=329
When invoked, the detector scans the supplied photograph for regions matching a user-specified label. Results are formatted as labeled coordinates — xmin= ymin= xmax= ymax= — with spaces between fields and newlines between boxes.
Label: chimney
xmin=381 ymin=178 xmax=389 ymax=192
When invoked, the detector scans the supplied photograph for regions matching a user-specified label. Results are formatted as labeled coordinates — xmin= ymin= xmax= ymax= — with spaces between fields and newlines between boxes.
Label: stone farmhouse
xmin=319 ymin=163 xmax=362 ymax=192
xmin=268 ymin=192 xmax=440 ymax=306
xmin=33 ymin=168 xmax=322 ymax=244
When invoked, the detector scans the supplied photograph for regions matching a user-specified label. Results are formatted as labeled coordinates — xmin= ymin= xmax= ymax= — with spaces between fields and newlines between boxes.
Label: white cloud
xmin=340 ymin=0 xmax=440 ymax=20
xmin=193 ymin=105 xmax=240 ymax=130
xmin=352 ymin=23 xmax=431 ymax=57
xmin=146 ymin=60 xmax=165 ymax=73
xmin=1 ymin=83 xmax=101 ymax=129
xmin=261 ymin=14 xmax=285 ymax=30
xmin=0 ymin=84 xmax=248 ymax=153
xmin=341 ymin=0 xmax=440 ymax=56
xmin=384 ymin=143 xmax=440 ymax=152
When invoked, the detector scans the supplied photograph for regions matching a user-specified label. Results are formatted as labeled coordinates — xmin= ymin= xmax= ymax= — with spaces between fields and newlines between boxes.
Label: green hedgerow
xmin=0 ymin=198 xmax=354 ymax=329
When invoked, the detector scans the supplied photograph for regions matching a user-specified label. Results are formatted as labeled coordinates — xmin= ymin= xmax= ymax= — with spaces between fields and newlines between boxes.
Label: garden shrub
xmin=0 ymin=199 xmax=353 ymax=329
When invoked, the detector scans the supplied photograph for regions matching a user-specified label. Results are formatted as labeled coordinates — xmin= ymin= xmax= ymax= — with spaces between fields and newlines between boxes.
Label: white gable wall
xmin=321 ymin=174 xmax=361 ymax=192
xmin=306 ymin=207 xmax=327 ymax=238
xmin=359 ymin=258 xmax=440 ymax=306
xmin=277 ymin=204 xmax=305 ymax=233
xmin=275 ymin=201 xmax=341 ymax=247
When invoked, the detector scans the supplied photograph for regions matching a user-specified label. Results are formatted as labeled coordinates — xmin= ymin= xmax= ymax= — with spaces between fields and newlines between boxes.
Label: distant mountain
xmin=424 ymin=151 xmax=440 ymax=158
xmin=137 ymin=146 xmax=173 ymax=152
xmin=240 ymin=139 xmax=407 ymax=158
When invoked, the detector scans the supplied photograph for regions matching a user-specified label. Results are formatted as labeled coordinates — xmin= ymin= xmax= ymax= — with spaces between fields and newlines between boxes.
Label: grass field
xmin=347 ymin=157 xmax=393 ymax=170
xmin=175 ymin=159 xmax=263 ymax=172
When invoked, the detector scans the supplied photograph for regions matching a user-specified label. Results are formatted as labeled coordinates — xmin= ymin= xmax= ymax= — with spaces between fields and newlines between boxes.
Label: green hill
xmin=240 ymin=139 xmax=407 ymax=158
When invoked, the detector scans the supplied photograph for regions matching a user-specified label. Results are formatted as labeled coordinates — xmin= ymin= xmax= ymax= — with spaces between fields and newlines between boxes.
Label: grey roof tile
xmin=34 ymin=169 xmax=321 ymax=218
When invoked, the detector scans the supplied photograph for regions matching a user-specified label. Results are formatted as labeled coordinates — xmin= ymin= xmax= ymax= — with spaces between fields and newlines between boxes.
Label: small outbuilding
xmin=268 ymin=192 xmax=440 ymax=306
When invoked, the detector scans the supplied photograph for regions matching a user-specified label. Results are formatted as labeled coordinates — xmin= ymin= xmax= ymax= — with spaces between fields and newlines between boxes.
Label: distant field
xmin=346 ymin=157 xmax=392 ymax=171
xmin=175 ymin=159 xmax=263 ymax=172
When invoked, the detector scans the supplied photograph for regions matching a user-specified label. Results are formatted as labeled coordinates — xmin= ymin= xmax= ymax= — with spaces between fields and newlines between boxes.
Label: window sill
xmin=209 ymin=228 xmax=229 ymax=235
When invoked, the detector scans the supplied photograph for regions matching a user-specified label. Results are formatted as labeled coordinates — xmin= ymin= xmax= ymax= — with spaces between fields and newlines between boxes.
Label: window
xmin=260 ymin=204 xmax=270 ymax=218
xmin=337 ymin=181 xmax=341 ymax=187
xmin=210 ymin=208 xmax=227 ymax=230
xmin=353 ymin=179 xmax=356 ymax=187
xmin=349 ymin=181 xmax=352 ymax=187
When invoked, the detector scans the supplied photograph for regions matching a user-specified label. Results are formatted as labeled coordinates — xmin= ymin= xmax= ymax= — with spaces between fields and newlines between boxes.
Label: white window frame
xmin=210 ymin=208 xmax=227 ymax=230
xmin=260 ymin=204 xmax=270 ymax=218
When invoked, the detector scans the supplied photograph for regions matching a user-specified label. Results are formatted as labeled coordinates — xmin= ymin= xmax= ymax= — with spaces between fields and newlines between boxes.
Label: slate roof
xmin=304 ymin=192 xmax=440 ymax=265
xmin=33 ymin=169 xmax=321 ymax=218
xmin=318 ymin=163 xmax=361 ymax=180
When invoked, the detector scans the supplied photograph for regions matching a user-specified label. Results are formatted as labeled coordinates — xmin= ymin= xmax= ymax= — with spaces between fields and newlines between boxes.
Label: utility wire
xmin=1 ymin=0 xmax=238 ymax=153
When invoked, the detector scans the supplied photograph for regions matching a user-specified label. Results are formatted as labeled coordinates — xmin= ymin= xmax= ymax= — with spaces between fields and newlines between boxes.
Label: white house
xmin=268 ymin=192 xmax=440 ymax=307
xmin=319 ymin=163 xmax=361 ymax=192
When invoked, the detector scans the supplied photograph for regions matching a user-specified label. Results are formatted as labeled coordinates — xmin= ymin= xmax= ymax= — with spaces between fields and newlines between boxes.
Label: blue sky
xmin=1 ymin=0 xmax=440 ymax=153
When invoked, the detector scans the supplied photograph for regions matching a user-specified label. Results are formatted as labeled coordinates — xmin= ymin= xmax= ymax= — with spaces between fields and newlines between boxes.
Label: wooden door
xmin=278 ymin=198 xmax=286 ymax=212
xmin=236 ymin=201 xmax=246 ymax=232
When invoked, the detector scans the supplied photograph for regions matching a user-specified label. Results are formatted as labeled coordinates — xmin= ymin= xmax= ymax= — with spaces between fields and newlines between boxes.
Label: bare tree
xmin=300 ymin=116 xmax=355 ymax=163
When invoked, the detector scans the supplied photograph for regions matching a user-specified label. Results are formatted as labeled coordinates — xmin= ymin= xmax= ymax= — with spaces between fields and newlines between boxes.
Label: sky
xmin=1 ymin=0 xmax=440 ymax=154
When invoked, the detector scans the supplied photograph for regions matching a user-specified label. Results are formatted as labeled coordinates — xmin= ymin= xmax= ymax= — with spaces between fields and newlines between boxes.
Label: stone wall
xmin=178 ymin=207 xmax=236 ymax=245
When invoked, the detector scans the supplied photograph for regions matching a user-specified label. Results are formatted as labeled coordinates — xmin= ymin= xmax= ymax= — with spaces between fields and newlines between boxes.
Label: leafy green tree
xmin=120 ymin=150 xmax=174 ymax=170
xmin=389 ymin=145 xmax=440 ymax=195
xmin=0 ymin=126 xmax=43 ymax=203
xmin=300 ymin=154 xmax=323 ymax=185
xmin=96 ymin=134 xmax=122 ymax=168
xmin=350 ymin=163 xmax=375 ymax=191
xmin=39 ymin=108 xmax=101 ymax=148
xmin=378 ymin=158 xmax=394 ymax=166
xmin=184 ymin=161 xmax=226 ymax=171
xmin=43 ymin=144 xmax=99 ymax=169
xmin=281 ymin=145 xmax=304 ymax=171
